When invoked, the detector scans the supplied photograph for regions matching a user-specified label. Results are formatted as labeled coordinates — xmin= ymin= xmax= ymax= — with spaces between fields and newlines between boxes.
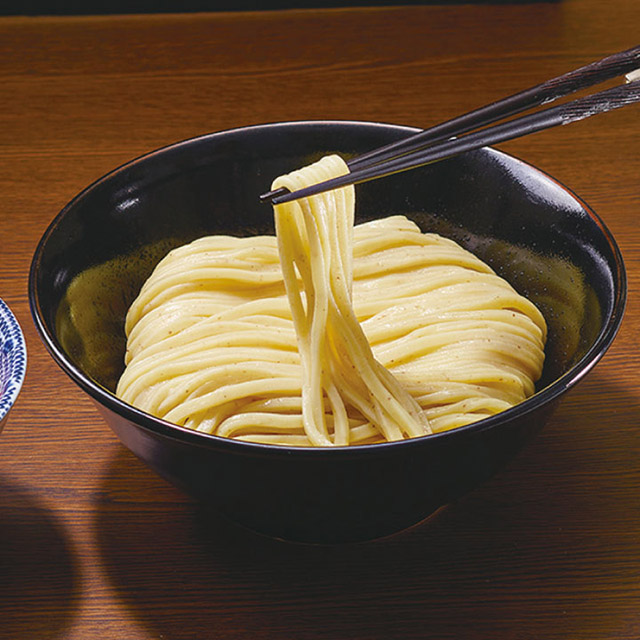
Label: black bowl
xmin=29 ymin=121 xmax=626 ymax=543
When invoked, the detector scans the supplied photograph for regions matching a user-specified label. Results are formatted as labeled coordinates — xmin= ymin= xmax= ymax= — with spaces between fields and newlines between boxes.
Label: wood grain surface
xmin=0 ymin=2 xmax=638 ymax=638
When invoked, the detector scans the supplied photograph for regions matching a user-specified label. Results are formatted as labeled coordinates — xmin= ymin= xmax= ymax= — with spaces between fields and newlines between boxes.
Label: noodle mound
xmin=117 ymin=155 xmax=546 ymax=446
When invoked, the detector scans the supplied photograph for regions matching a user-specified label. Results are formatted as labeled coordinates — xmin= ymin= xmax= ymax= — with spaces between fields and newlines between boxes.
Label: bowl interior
xmin=31 ymin=121 xmax=624 ymax=428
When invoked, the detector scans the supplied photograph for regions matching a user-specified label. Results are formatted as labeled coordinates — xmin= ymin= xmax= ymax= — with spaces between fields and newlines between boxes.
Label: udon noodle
xmin=117 ymin=155 xmax=546 ymax=446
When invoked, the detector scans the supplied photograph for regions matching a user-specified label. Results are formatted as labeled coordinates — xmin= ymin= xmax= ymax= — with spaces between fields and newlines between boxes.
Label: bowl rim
xmin=28 ymin=119 xmax=627 ymax=457
xmin=0 ymin=298 xmax=27 ymax=425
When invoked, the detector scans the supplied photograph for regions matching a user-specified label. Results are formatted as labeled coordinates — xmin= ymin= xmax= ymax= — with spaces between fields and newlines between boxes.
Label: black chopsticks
xmin=260 ymin=45 xmax=640 ymax=205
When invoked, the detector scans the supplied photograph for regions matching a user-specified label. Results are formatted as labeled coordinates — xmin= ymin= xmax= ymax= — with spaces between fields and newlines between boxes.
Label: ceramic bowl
xmin=0 ymin=299 xmax=27 ymax=434
xmin=29 ymin=121 xmax=625 ymax=542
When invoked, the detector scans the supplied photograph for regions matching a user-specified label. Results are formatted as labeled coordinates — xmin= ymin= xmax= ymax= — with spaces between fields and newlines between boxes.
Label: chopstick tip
xmin=259 ymin=187 xmax=290 ymax=203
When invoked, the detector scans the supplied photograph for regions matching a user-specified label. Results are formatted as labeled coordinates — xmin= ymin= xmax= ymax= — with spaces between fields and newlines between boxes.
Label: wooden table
xmin=1 ymin=2 xmax=638 ymax=638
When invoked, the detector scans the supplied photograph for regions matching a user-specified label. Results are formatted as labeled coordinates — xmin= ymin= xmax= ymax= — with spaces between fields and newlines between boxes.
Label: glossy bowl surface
xmin=29 ymin=121 xmax=626 ymax=542
xmin=0 ymin=298 xmax=27 ymax=433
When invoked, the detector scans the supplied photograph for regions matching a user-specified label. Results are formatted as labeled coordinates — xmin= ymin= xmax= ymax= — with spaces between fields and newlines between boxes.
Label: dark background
xmin=0 ymin=0 xmax=560 ymax=17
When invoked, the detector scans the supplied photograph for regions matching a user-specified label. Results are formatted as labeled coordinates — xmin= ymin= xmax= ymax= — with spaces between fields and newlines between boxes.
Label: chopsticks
xmin=260 ymin=45 xmax=640 ymax=205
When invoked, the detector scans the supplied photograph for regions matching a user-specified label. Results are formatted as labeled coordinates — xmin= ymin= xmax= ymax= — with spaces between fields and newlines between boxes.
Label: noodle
xmin=117 ymin=155 xmax=546 ymax=446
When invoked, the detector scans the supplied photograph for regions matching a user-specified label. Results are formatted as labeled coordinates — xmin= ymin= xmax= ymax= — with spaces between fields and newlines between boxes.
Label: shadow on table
xmin=0 ymin=477 xmax=80 ymax=639
xmin=93 ymin=369 xmax=640 ymax=640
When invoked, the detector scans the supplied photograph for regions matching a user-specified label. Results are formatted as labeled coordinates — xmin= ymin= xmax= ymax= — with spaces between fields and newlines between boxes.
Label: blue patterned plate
xmin=0 ymin=298 xmax=27 ymax=432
